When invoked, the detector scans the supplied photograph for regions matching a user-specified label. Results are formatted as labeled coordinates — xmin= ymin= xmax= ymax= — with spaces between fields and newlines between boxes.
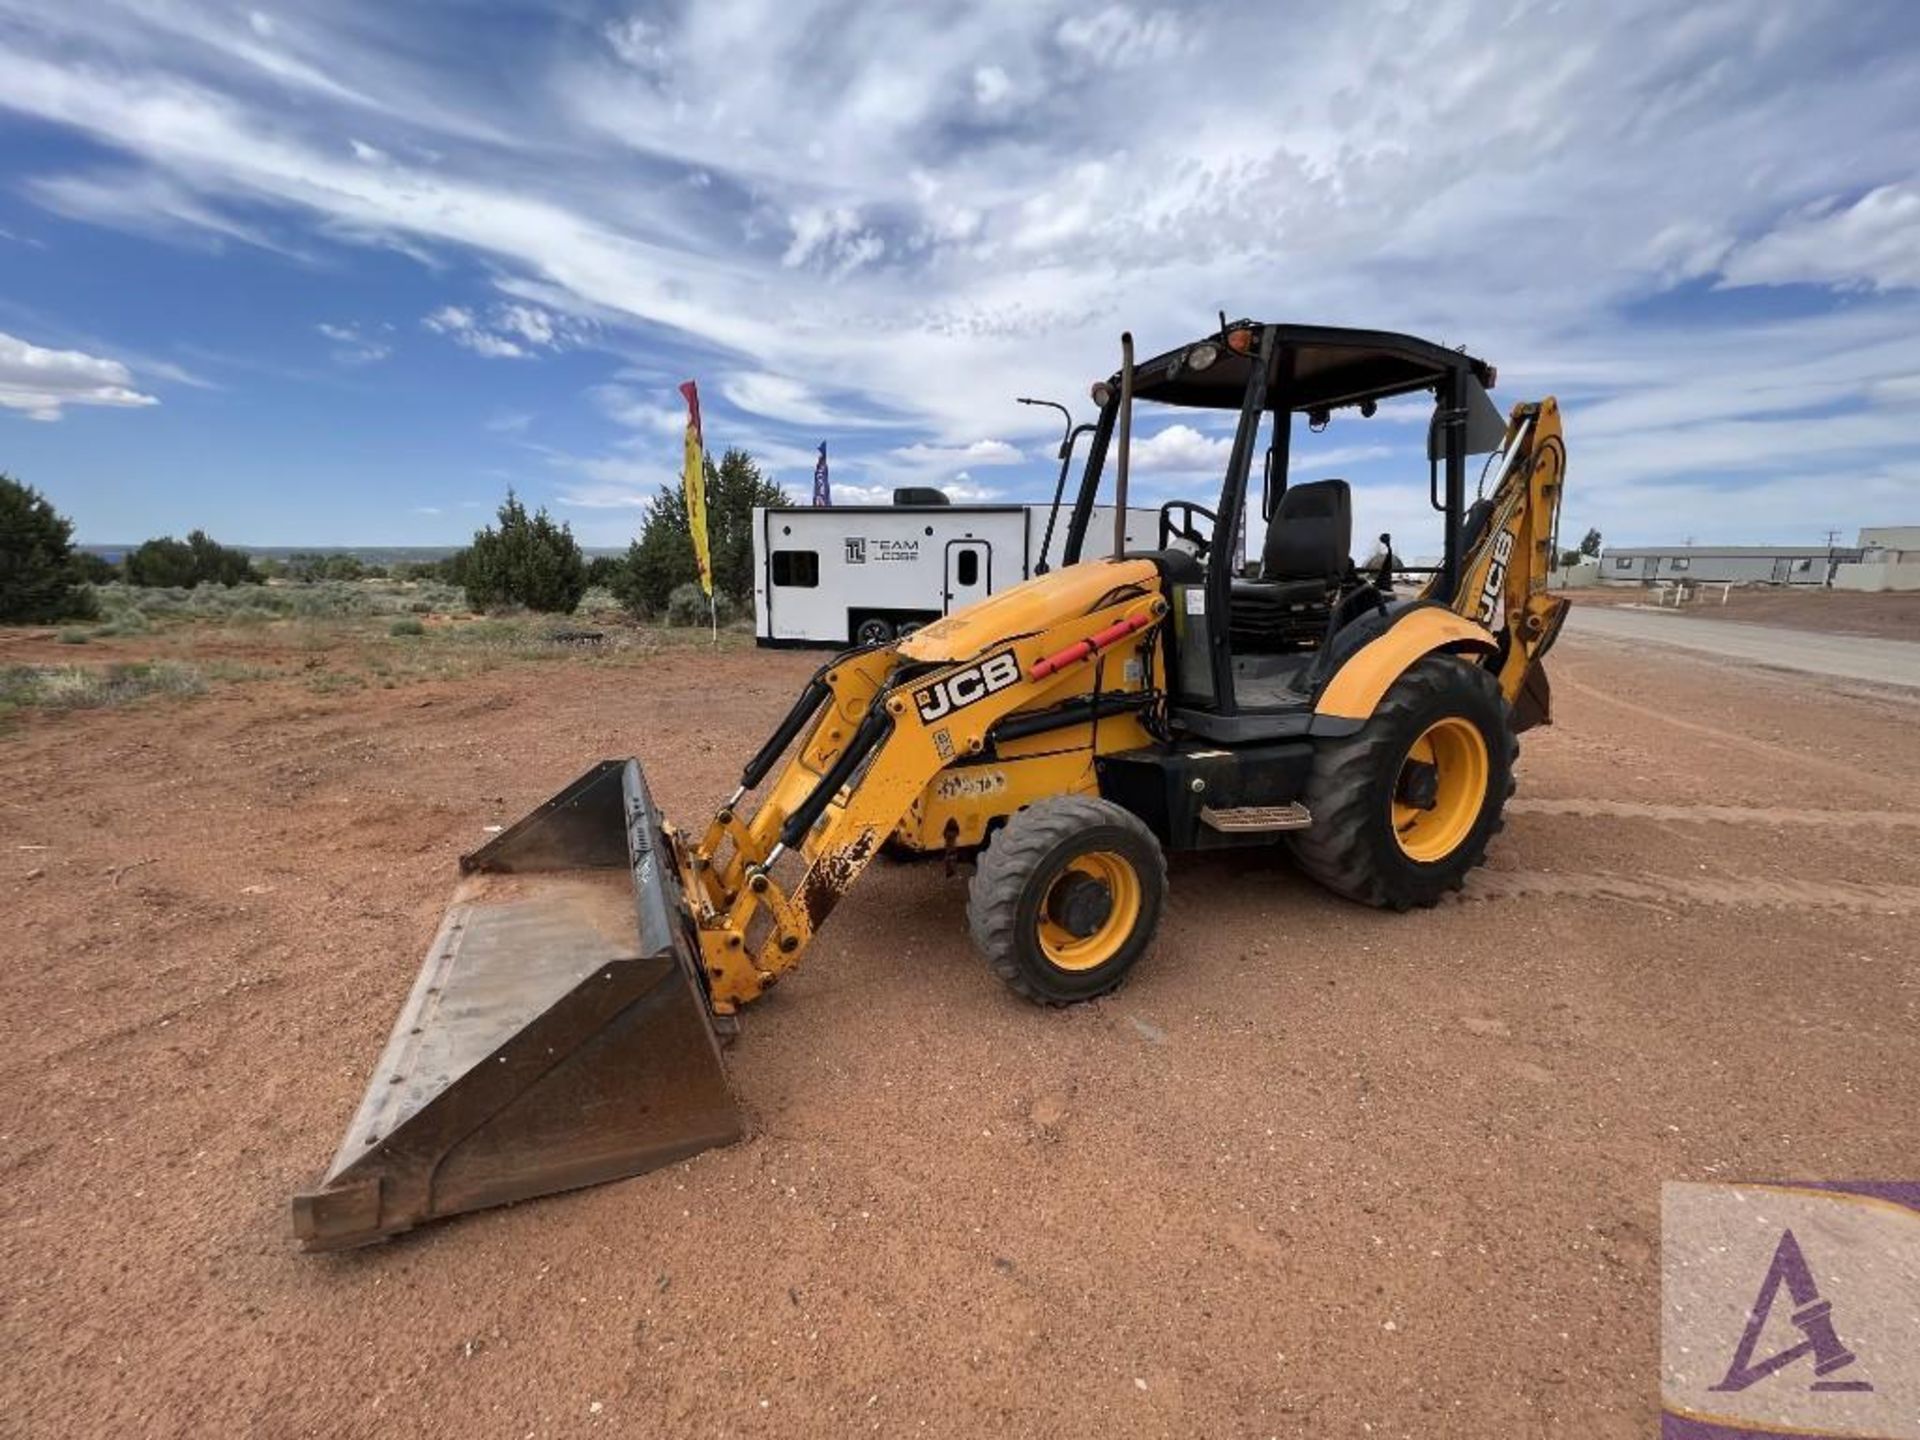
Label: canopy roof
xmin=1123 ymin=322 xmax=1494 ymax=412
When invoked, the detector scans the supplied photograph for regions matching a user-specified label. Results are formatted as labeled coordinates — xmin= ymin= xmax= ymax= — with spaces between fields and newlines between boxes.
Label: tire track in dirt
xmin=1459 ymin=869 xmax=1920 ymax=913
xmin=1557 ymin=672 xmax=1910 ymax=793
xmin=1508 ymin=799 xmax=1920 ymax=829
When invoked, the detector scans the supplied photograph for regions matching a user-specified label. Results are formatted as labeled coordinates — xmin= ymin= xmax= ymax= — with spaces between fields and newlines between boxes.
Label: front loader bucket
xmin=291 ymin=760 xmax=742 ymax=1252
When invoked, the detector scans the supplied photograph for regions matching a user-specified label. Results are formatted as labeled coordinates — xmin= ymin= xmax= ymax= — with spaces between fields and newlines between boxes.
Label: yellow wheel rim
xmin=1037 ymin=851 xmax=1142 ymax=972
xmin=1391 ymin=716 xmax=1491 ymax=863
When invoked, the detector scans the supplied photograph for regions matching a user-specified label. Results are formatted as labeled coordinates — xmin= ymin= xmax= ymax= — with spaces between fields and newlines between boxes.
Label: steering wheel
xmin=1158 ymin=500 xmax=1217 ymax=560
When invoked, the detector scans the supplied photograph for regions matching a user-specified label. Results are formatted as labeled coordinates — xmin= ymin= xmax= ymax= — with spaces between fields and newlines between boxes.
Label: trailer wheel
xmin=1288 ymin=654 xmax=1515 ymax=910
xmin=853 ymin=616 xmax=895 ymax=647
xmin=967 ymin=796 xmax=1166 ymax=1005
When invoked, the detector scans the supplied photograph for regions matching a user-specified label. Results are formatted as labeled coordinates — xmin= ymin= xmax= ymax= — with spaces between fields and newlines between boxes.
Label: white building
xmin=1599 ymin=545 xmax=1859 ymax=586
xmin=1836 ymin=526 xmax=1920 ymax=591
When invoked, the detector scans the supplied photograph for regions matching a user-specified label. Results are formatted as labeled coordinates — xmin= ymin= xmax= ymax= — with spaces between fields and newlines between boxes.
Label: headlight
xmin=1090 ymin=380 xmax=1114 ymax=408
xmin=1185 ymin=342 xmax=1220 ymax=373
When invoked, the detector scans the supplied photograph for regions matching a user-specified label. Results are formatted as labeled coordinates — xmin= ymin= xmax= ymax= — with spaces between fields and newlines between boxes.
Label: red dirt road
xmin=4 ymin=636 xmax=1918 ymax=1437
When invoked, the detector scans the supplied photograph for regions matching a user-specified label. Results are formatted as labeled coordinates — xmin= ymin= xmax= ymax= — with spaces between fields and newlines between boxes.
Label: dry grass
xmin=2 ymin=593 xmax=756 ymax=730
xmin=0 ymin=660 xmax=208 ymax=718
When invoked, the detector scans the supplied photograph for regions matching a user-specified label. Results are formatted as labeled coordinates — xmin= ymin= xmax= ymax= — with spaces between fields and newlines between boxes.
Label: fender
xmin=1313 ymin=608 xmax=1498 ymax=722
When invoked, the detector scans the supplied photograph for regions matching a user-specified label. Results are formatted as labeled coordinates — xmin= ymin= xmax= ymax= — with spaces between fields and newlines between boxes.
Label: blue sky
xmin=1 ymin=0 xmax=1917 ymax=551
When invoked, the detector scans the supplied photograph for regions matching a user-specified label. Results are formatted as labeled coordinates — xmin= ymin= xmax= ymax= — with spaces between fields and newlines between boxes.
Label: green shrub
xmin=664 ymin=582 xmax=736 ymax=627
xmin=1 ymin=475 xmax=100 ymax=623
xmin=463 ymin=493 xmax=587 ymax=614
xmin=73 ymin=552 xmax=119 ymax=584
xmin=389 ymin=617 xmax=426 ymax=637
xmin=290 ymin=583 xmax=377 ymax=617
xmin=613 ymin=448 xmax=788 ymax=619
xmin=285 ymin=552 xmax=367 ymax=582
xmin=124 ymin=529 xmax=257 ymax=588
xmin=57 ymin=628 xmax=91 ymax=644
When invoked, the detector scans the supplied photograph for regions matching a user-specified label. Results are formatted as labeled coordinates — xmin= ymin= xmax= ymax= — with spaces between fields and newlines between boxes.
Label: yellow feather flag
xmin=678 ymin=380 xmax=713 ymax=598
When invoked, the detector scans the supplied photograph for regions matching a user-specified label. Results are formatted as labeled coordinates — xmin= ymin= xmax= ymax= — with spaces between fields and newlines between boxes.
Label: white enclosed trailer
xmin=752 ymin=503 xmax=1162 ymax=647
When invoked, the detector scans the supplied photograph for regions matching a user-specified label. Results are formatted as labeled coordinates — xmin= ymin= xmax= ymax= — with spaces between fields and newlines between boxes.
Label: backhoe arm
xmin=676 ymin=572 xmax=1169 ymax=1012
xmin=1433 ymin=396 xmax=1569 ymax=720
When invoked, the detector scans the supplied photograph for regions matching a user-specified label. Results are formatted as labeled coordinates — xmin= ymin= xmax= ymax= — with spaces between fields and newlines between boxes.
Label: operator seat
xmin=1229 ymin=479 xmax=1353 ymax=640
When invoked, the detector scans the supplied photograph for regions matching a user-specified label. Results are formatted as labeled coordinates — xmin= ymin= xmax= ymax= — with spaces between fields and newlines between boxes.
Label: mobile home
xmin=752 ymin=500 xmax=1161 ymax=647
xmin=1600 ymin=545 xmax=1861 ymax=586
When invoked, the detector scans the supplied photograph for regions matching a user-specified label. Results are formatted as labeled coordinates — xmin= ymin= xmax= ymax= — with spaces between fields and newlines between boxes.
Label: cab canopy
xmin=1122 ymin=322 xmax=1497 ymax=418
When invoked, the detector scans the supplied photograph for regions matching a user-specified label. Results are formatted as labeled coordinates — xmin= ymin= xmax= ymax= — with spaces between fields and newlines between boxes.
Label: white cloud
xmin=26 ymin=168 xmax=303 ymax=258
xmin=1290 ymin=443 xmax=1397 ymax=476
xmin=1720 ymin=185 xmax=1920 ymax=292
xmin=590 ymin=384 xmax=685 ymax=434
xmin=1055 ymin=6 xmax=1190 ymax=68
xmin=831 ymin=475 xmax=1004 ymax=505
xmin=422 ymin=301 xmax=579 ymax=359
xmin=315 ymin=320 xmax=390 ymax=364
xmin=781 ymin=205 xmax=885 ymax=276
xmin=0 ymin=329 xmax=159 ymax=421
xmin=721 ymin=371 xmax=870 ymax=428
xmin=972 ymin=65 xmax=1012 ymax=108
xmin=423 ymin=304 xmax=527 ymax=358
xmin=890 ymin=438 xmax=1023 ymax=466
xmin=496 ymin=303 xmax=558 ymax=347
xmin=1128 ymin=424 xmax=1231 ymax=473
xmin=604 ymin=16 xmax=669 ymax=74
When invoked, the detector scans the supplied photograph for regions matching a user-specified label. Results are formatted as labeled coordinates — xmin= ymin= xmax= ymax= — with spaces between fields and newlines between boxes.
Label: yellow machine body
xmin=292 ymin=318 xmax=1568 ymax=1251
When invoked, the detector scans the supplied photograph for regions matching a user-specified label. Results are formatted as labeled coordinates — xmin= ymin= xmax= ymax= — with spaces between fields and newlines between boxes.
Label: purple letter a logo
xmin=1710 ymin=1229 xmax=1873 ymax=1394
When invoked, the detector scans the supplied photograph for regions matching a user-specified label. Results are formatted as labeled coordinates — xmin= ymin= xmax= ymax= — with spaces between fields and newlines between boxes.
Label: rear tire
xmin=967 ymin=796 xmax=1167 ymax=1005
xmin=1288 ymin=654 xmax=1516 ymax=910
xmin=853 ymin=616 xmax=895 ymax=647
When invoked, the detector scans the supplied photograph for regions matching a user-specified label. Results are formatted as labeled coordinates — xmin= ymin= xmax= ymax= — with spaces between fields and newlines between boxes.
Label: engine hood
xmin=894 ymin=556 xmax=1164 ymax=665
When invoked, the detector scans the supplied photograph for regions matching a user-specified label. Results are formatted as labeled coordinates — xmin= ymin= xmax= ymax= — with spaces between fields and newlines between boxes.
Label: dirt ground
xmin=5 ymin=625 xmax=1919 ymax=1438
xmin=1571 ymin=584 xmax=1920 ymax=640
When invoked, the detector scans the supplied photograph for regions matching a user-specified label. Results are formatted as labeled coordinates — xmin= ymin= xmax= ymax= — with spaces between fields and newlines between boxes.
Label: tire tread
xmin=966 ymin=795 xmax=1167 ymax=1005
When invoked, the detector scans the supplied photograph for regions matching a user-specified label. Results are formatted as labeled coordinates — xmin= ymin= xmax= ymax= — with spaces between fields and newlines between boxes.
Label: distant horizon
xmin=73 ymin=517 xmax=1909 ymax=564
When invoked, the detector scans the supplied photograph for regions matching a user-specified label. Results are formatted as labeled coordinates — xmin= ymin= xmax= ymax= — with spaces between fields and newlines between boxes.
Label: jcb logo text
xmin=913 ymin=651 xmax=1021 ymax=723
xmin=1477 ymin=529 xmax=1513 ymax=631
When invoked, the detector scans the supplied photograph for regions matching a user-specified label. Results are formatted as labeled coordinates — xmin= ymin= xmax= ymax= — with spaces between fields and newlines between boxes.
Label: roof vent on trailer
xmin=892 ymin=487 xmax=950 ymax=506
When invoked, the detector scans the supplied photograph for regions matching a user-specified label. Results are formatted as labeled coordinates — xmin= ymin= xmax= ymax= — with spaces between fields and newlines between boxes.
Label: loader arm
xmin=679 ymin=564 xmax=1170 ymax=1011
xmin=1428 ymin=396 xmax=1569 ymax=725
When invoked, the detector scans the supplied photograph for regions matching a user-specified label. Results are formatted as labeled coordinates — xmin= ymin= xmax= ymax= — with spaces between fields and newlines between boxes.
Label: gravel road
xmin=1566 ymin=604 xmax=1920 ymax=688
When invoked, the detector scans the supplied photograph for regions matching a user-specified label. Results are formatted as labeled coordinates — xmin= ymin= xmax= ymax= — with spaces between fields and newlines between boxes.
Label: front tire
xmin=1289 ymin=655 xmax=1516 ymax=910
xmin=967 ymin=796 xmax=1167 ymax=1005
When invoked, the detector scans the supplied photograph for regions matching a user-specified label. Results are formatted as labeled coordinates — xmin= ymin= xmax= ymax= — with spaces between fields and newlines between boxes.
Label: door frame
xmin=943 ymin=538 xmax=992 ymax=613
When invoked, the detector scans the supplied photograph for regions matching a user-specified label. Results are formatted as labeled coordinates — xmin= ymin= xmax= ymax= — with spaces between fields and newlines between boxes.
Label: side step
xmin=1200 ymin=802 xmax=1312 ymax=834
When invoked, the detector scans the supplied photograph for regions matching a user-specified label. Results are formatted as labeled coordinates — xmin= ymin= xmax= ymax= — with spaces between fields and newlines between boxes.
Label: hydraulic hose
xmin=740 ymin=675 xmax=832 ymax=791
xmin=777 ymin=702 xmax=894 ymax=851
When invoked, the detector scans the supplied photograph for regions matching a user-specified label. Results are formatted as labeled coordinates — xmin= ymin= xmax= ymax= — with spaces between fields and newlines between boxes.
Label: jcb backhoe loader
xmin=293 ymin=320 xmax=1568 ymax=1250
